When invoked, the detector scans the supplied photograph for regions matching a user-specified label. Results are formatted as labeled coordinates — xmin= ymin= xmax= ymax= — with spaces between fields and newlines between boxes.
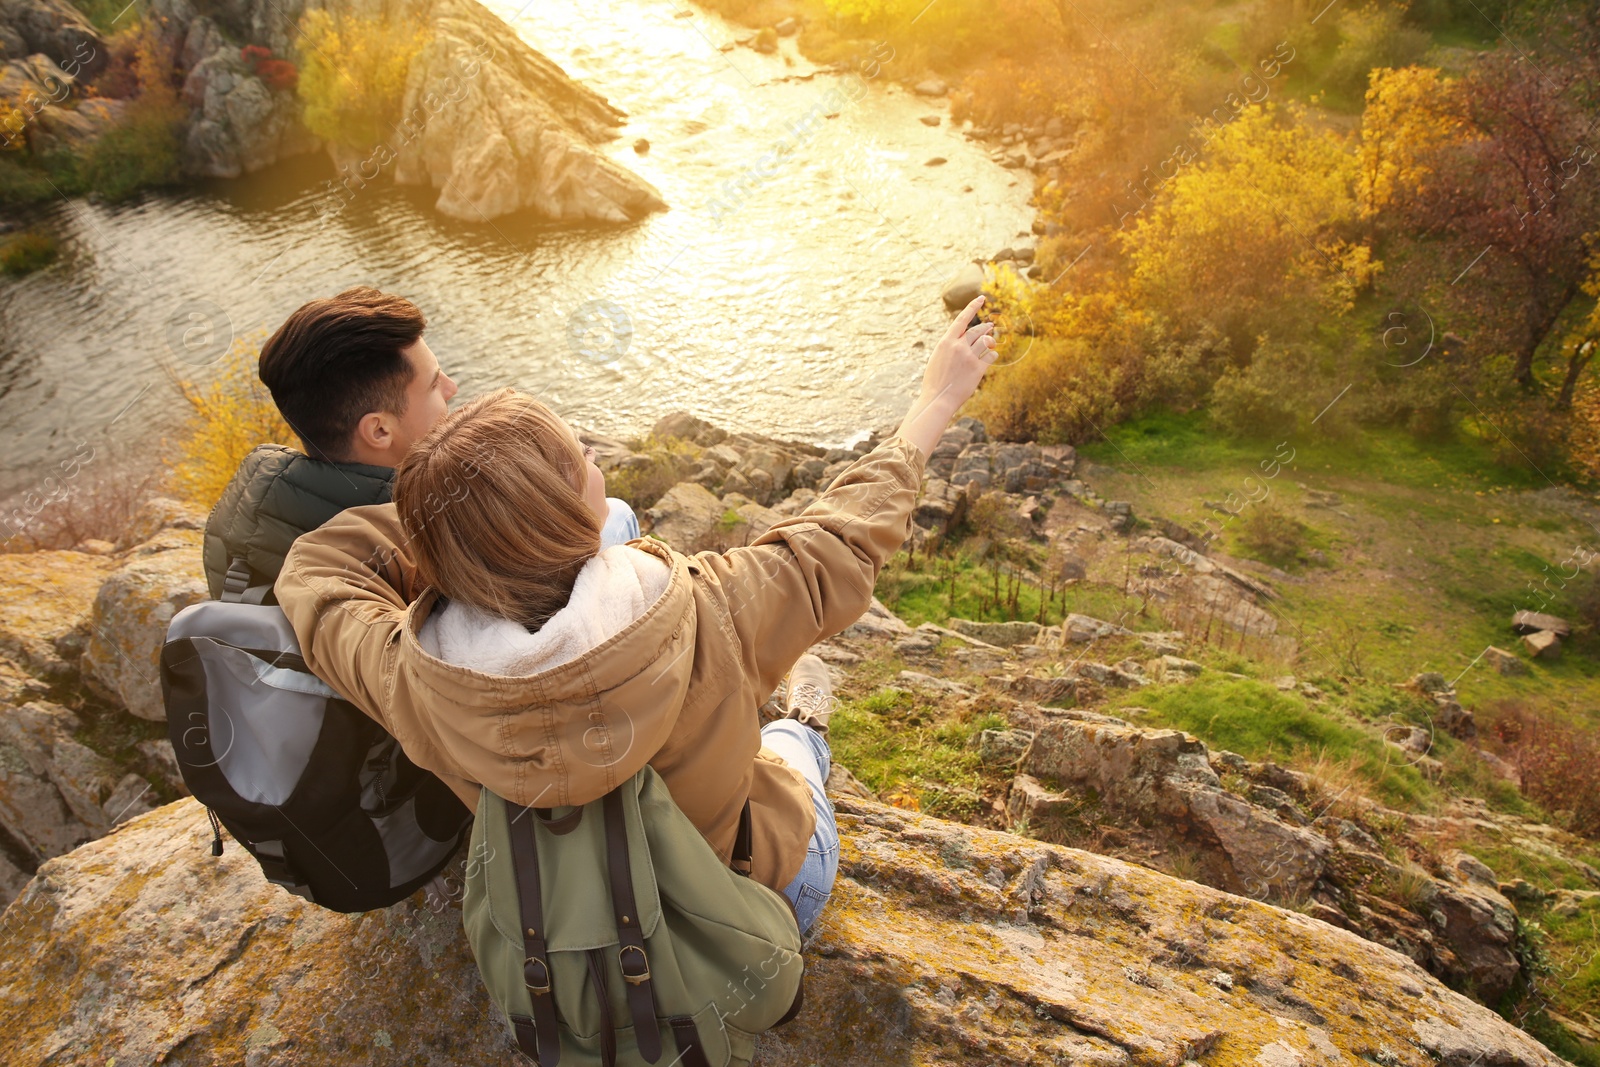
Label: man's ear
xmin=352 ymin=410 xmax=397 ymax=456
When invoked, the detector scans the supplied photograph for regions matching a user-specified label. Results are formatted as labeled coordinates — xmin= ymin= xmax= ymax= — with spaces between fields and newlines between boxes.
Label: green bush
xmin=0 ymin=230 xmax=58 ymax=274
xmin=1236 ymin=504 xmax=1307 ymax=567
xmin=1210 ymin=361 xmax=1300 ymax=440
xmin=1324 ymin=4 xmax=1432 ymax=104
xmin=0 ymin=156 xmax=57 ymax=205
xmin=79 ymin=100 xmax=184 ymax=200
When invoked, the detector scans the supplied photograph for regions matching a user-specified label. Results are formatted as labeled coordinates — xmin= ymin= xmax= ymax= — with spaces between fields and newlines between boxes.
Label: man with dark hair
xmin=203 ymin=285 xmax=640 ymax=598
xmin=257 ymin=287 xmax=453 ymax=465
xmin=202 ymin=286 xmax=460 ymax=596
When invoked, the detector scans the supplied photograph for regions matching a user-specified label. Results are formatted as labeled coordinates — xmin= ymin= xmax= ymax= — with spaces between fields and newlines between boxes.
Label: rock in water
xmin=390 ymin=0 xmax=667 ymax=222
xmin=0 ymin=798 xmax=1567 ymax=1065
xmin=941 ymin=262 xmax=985 ymax=311
xmin=150 ymin=0 xmax=665 ymax=221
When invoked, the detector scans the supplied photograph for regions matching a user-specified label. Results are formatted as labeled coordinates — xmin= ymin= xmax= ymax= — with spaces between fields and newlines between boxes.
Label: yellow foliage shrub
xmin=167 ymin=336 xmax=294 ymax=510
xmin=296 ymin=9 xmax=428 ymax=148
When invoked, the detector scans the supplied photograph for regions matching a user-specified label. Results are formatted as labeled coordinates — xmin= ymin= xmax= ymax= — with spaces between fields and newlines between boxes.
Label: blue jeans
xmin=759 ymin=719 xmax=839 ymax=935
xmin=600 ymin=497 xmax=640 ymax=549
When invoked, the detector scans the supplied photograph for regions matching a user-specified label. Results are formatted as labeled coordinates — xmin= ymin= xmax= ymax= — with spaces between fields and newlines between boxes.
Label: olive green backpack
xmin=463 ymin=766 xmax=805 ymax=1066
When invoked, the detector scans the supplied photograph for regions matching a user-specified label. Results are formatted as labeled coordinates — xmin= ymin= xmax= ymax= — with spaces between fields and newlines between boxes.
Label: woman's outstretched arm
xmin=692 ymin=293 xmax=1000 ymax=698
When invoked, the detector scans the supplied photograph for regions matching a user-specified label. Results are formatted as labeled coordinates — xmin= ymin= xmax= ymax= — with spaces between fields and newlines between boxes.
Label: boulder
xmin=119 ymin=497 xmax=205 ymax=553
xmin=0 ymin=797 xmax=1567 ymax=1066
xmin=82 ymin=529 xmax=206 ymax=721
xmin=769 ymin=487 xmax=818 ymax=518
xmin=912 ymin=77 xmax=947 ymax=96
xmin=1428 ymin=851 xmax=1522 ymax=1003
xmin=1073 ymin=660 xmax=1148 ymax=689
xmin=790 ymin=457 xmax=826 ymax=489
xmin=389 ymin=0 xmax=667 ymax=223
xmin=733 ymin=448 xmax=794 ymax=505
xmin=726 ymin=500 xmax=781 ymax=541
xmin=1481 ymin=646 xmax=1526 ymax=675
xmin=912 ymin=476 xmax=966 ymax=537
xmin=0 ymin=0 xmax=104 ymax=74
xmin=939 ymin=262 xmax=985 ymax=311
xmin=1004 ymin=773 xmax=1075 ymax=824
xmin=1430 ymin=692 xmax=1477 ymax=741
xmin=641 ymin=481 xmax=725 ymax=553
xmin=27 ymin=95 xmax=126 ymax=155
xmin=1023 ymin=718 xmax=1328 ymax=898
xmin=0 ymin=549 xmax=116 ymax=679
xmin=0 ymin=51 xmax=67 ymax=100
xmin=1473 ymin=747 xmax=1519 ymax=784
xmin=843 ymin=598 xmax=912 ymax=640
xmin=0 ymin=698 xmax=155 ymax=896
xmin=651 ymin=411 xmax=727 ymax=447
xmin=177 ymin=32 xmax=316 ymax=179
xmin=975 ymin=728 xmax=1033 ymax=764
xmin=999 ymin=673 xmax=1076 ymax=707
xmin=1522 ymin=629 xmax=1561 ymax=659
xmin=1511 ymin=610 xmax=1570 ymax=637
xmin=950 ymin=442 xmax=1074 ymax=494
xmin=947 ymin=618 xmax=1040 ymax=646
xmin=1150 ymin=655 xmax=1202 ymax=683
xmin=1060 ymin=613 xmax=1132 ymax=642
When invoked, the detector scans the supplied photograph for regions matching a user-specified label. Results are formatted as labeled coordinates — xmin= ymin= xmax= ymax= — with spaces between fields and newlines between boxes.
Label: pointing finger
xmin=947 ymin=294 xmax=987 ymax=340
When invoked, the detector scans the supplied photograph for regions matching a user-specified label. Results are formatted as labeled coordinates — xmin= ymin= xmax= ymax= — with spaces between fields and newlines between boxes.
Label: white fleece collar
xmin=417 ymin=544 xmax=672 ymax=676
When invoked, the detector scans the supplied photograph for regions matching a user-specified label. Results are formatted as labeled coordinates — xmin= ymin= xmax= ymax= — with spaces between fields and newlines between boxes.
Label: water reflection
xmin=0 ymin=0 xmax=1031 ymax=498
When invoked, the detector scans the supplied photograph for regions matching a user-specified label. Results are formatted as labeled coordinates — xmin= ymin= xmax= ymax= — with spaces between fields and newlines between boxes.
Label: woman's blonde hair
xmin=394 ymin=388 xmax=601 ymax=630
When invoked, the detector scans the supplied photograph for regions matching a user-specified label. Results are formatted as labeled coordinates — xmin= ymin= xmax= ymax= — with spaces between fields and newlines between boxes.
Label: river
xmin=0 ymin=0 xmax=1033 ymax=501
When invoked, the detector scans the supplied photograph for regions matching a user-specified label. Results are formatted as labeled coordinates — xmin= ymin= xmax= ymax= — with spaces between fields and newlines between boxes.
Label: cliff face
xmin=149 ymin=0 xmax=665 ymax=221
xmin=0 ymin=795 xmax=1568 ymax=1067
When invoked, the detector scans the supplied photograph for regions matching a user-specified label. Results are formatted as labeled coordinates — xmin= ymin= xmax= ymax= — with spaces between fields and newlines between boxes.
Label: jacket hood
xmin=392 ymin=537 xmax=724 ymax=808
xmin=417 ymin=545 xmax=673 ymax=677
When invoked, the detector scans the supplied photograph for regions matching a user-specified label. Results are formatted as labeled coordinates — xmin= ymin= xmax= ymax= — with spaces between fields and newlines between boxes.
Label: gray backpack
xmin=465 ymin=766 xmax=805 ymax=1065
xmin=160 ymin=564 xmax=472 ymax=912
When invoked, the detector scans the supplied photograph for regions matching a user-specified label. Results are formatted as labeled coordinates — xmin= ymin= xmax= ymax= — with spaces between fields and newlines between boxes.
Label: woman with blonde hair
xmin=275 ymin=296 xmax=998 ymax=929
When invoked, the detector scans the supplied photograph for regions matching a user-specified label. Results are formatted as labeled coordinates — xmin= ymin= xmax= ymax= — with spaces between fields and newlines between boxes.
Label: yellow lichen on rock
xmin=0 ymin=550 xmax=117 ymax=679
xmin=0 ymin=796 xmax=1571 ymax=1066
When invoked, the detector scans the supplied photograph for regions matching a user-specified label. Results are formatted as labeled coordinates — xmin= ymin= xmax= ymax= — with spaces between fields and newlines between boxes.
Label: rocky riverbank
xmin=0 ymin=411 xmax=1593 ymax=1060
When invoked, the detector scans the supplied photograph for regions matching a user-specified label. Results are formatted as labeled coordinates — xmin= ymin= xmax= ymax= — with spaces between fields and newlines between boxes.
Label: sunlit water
xmin=0 ymin=0 xmax=1032 ymax=500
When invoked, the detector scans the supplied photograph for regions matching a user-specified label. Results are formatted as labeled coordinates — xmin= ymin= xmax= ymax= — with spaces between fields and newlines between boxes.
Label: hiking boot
xmin=783 ymin=654 xmax=836 ymax=735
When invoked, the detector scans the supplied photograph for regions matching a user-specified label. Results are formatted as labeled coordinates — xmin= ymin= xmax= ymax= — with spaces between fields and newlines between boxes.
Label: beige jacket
xmin=275 ymin=435 xmax=927 ymax=893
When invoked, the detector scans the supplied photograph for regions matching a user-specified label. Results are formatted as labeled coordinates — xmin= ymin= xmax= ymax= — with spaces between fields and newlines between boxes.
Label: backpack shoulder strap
xmin=219 ymin=555 xmax=275 ymax=605
xmin=508 ymin=805 xmax=562 ymax=1067
xmin=603 ymin=790 xmax=663 ymax=1061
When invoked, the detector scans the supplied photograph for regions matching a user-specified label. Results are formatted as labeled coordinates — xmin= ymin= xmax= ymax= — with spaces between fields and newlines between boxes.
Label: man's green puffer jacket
xmin=202 ymin=444 xmax=395 ymax=599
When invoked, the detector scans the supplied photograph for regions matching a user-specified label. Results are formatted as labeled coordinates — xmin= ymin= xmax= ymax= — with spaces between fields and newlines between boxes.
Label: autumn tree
xmin=1358 ymin=65 xmax=1466 ymax=218
xmin=1116 ymin=103 xmax=1378 ymax=355
xmin=1399 ymin=49 xmax=1598 ymax=388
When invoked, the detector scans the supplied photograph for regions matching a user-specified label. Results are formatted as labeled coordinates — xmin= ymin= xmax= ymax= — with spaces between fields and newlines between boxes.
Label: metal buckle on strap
xmin=618 ymin=944 xmax=651 ymax=985
xmin=524 ymin=955 xmax=552 ymax=996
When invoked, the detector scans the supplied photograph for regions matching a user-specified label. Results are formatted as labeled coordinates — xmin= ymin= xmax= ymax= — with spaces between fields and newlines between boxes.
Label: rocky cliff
xmin=0 ymin=792 xmax=1569 ymax=1066
xmin=151 ymin=0 xmax=666 ymax=220
xmin=0 ymin=0 xmax=664 ymax=221
xmin=0 ymin=414 xmax=1590 ymax=1062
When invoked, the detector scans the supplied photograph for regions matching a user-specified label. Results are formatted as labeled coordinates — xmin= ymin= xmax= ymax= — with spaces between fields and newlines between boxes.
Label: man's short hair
xmin=257 ymin=287 xmax=427 ymax=462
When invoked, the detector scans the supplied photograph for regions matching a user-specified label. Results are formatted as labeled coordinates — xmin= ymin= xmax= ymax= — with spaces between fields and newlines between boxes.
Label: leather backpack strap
xmin=602 ymin=790 xmax=663 ymax=1063
xmin=509 ymin=805 xmax=562 ymax=1066
xmin=666 ymin=1017 xmax=713 ymax=1067
xmin=731 ymin=799 xmax=753 ymax=878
